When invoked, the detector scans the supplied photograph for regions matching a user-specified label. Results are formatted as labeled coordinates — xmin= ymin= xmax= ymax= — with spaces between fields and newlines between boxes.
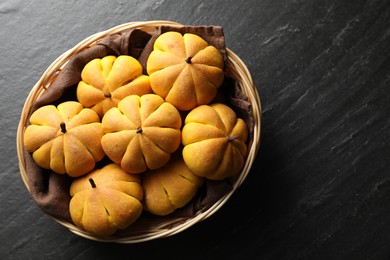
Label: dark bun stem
xmin=89 ymin=178 xmax=96 ymax=188
xmin=60 ymin=122 xmax=67 ymax=133
xmin=185 ymin=56 xmax=192 ymax=64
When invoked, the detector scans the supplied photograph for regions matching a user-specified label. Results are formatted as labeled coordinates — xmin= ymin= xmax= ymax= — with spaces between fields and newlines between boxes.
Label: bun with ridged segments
xmin=77 ymin=55 xmax=152 ymax=117
xmin=146 ymin=32 xmax=224 ymax=111
xmin=142 ymin=153 xmax=204 ymax=216
xmin=101 ymin=94 xmax=182 ymax=174
xmin=23 ymin=101 xmax=104 ymax=177
xmin=69 ymin=163 xmax=143 ymax=237
xmin=182 ymin=103 xmax=248 ymax=180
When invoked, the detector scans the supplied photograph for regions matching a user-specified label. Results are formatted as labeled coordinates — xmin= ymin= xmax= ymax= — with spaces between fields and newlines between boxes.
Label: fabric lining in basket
xmin=17 ymin=21 xmax=261 ymax=242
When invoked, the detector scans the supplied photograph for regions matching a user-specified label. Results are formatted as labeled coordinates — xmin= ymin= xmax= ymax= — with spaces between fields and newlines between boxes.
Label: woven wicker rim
xmin=16 ymin=20 xmax=262 ymax=243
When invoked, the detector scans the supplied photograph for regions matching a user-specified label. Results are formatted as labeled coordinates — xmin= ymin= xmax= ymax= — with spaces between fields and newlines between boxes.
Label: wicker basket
xmin=16 ymin=20 xmax=261 ymax=243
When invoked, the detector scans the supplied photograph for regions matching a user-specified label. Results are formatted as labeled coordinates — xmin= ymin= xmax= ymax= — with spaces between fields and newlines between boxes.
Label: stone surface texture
xmin=1 ymin=0 xmax=390 ymax=259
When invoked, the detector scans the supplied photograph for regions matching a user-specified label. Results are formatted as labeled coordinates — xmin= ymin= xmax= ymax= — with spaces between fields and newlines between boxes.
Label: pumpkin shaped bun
xmin=24 ymin=101 xmax=104 ymax=177
xmin=77 ymin=55 xmax=152 ymax=117
xmin=142 ymin=153 xmax=204 ymax=216
xmin=146 ymin=32 xmax=224 ymax=111
xmin=182 ymin=103 xmax=248 ymax=180
xmin=101 ymin=94 xmax=182 ymax=174
xmin=69 ymin=163 xmax=143 ymax=237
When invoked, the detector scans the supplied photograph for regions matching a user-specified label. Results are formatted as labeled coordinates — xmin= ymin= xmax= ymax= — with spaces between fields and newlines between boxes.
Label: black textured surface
xmin=1 ymin=0 xmax=390 ymax=259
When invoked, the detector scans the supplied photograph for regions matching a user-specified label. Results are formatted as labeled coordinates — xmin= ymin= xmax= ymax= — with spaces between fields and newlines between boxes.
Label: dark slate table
xmin=1 ymin=0 xmax=390 ymax=259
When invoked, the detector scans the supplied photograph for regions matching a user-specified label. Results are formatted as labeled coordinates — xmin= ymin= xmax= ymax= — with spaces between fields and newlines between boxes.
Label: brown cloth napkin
xmin=23 ymin=25 xmax=254 ymax=223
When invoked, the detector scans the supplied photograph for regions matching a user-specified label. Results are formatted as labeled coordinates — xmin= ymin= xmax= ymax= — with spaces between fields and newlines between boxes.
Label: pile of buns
xmin=23 ymin=31 xmax=248 ymax=237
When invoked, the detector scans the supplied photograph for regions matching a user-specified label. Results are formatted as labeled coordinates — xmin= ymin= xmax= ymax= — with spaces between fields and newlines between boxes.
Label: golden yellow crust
xmin=101 ymin=94 xmax=182 ymax=174
xmin=182 ymin=103 xmax=248 ymax=180
xmin=146 ymin=32 xmax=224 ymax=111
xmin=24 ymin=101 xmax=104 ymax=177
xmin=142 ymin=154 xmax=204 ymax=216
xmin=77 ymin=55 xmax=152 ymax=117
xmin=69 ymin=164 xmax=143 ymax=237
